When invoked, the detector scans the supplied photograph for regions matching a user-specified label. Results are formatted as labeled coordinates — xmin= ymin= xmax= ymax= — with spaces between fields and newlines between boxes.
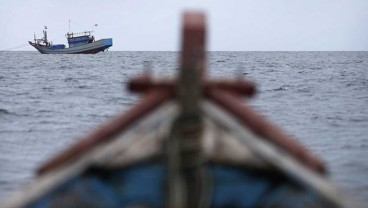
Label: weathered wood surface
xmin=202 ymin=117 xmax=267 ymax=168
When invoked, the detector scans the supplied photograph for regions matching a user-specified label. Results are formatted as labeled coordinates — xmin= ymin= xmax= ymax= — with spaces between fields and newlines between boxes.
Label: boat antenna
xmin=34 ymin=33 xmax=36 ymax=43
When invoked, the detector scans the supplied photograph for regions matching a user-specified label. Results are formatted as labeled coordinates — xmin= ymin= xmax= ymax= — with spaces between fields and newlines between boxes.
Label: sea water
xmin=0 ymin=51 xmax=367 ymax=201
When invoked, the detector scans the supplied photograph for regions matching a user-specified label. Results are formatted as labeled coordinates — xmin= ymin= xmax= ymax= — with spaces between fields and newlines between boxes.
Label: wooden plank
xmin=128 ymin=75 xmax=256 ymax=97
xmin=93 ymin=102 xmax=178 ymax=168
xmin=202 ymin=117 xmax=267 ymax=168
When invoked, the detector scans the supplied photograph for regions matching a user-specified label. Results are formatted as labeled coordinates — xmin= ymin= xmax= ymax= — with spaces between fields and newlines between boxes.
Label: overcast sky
xmin=1 ymin=0 xmax=367 ymax=51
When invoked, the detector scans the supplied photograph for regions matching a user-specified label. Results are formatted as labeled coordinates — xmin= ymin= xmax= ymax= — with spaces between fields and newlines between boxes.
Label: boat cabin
xmin=66 ymin=31 xmax=95 ymax=48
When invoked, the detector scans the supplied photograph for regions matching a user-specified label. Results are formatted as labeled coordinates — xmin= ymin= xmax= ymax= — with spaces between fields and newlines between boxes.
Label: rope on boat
xmin=0 ymin=43 xmax=29 ymax=51
xmin=166 ymin=12 xmax=210 ymax=208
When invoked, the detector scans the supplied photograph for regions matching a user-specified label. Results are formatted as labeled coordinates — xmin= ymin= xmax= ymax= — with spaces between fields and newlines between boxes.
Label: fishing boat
xmin=28 ymin=26 xmax=112 ymax=54
xmin=2 ymin=12 xmax=345 ymax=208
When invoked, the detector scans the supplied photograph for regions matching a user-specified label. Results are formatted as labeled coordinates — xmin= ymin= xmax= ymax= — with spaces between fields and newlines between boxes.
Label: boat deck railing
xmin=66 ymin=31 xmax=93 ymax=39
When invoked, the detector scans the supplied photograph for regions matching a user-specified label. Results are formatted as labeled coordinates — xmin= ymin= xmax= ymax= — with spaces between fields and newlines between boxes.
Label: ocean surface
xmin=0 ymin=51 xmax=367 ymax=202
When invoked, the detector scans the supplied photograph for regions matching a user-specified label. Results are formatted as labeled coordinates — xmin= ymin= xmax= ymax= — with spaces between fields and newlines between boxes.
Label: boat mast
xmin=43 ymin=26 xmax=48 ymax=46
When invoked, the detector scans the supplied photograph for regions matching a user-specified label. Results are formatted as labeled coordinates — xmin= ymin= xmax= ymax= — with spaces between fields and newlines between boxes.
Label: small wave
xmin=78 ymin=85 xmax=90 ymax=89
xmin=42 ymin=87 xmax=54 ymax=91
xmin=298 ymin=71 xmax=309 ymax=75
xmin=311 ymin=115 xmax=319 ymax=120
xmin=121 ymin=99 xmax=136 ymax=106
xmin=346 ymin=83 xmax=355 ymax=87
xmin=326 ymin=116 xmax=344 ymax=121
xmin=341 ymin=143 xmax=368 ymax=150
xmin=341 ymin=144 xmax=354 ymax=150
xmin=37 ymin=110 xmax=54 ymax=115
xmin=16 ymin=92 xmax=29 ymax=96
xmin=265 ymin=63 xmax=279 ymax=68
xmin=272 ymin=85 xmax=292 ymax=91
xmin=64 ymin=77 xmax=79 ymax=83
xmin=296 ymin=87 xmax=311 ymax=93
xmin=0 ymin=179 xmax=10 ymax=186
xmin=333 ymin=60 xmax=364 ymax=65
xmin=309 ymin=66 xmax=323 ymax=70
xmin=349 ymin=117 xmax=368 ymax=123
xmin=60 ymin=65 xmax=69 ymax=69
xmin=359 ymin=144 xmax=368 ymax=149
xmin=357 ymin=96 xmax=368 ymax=100
xmin=0 ymin=108 xmax=10 ymax=115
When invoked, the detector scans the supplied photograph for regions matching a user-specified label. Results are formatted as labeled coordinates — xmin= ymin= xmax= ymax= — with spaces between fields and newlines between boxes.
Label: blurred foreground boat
xmin=3 ymin=12 xmax=343 ymax=208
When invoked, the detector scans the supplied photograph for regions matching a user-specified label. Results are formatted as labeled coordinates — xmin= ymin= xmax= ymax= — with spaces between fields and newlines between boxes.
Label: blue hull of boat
xmin=24 ymin=163 xmax=333 ymax=208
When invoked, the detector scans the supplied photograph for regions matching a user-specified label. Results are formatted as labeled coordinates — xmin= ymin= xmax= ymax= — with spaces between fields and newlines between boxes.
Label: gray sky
xmin=1 ymin=0 xmax=367 ymax=51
